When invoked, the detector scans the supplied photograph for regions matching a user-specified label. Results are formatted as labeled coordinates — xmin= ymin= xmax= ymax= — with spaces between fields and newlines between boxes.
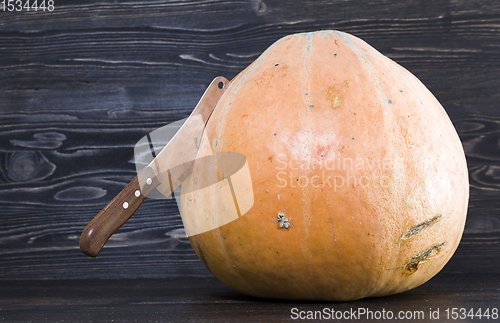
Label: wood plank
xmin=1 ymin=274 xmax=499 ymax=322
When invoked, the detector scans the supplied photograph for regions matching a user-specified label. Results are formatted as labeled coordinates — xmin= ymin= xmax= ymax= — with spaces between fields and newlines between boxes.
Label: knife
xmin=80 ymin=76 xmax=230 ymax=257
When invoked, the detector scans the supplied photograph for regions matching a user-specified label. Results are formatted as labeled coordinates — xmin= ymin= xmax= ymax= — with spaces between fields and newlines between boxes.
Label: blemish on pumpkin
xmin=316 ymin=145 xmax=330 ymax=158
xmin=309 ymin=105 xmax=314 ymax=108
xmin=268 ymin=156 xmax=273 ymax=162
xmin=277 ymin=212 xmax=291 ymax=230
xmin=404 ymin=241 xmax=446 ymax=274
xmin=387 ymin=99 xmax=393 ymax=104
xmin=241 ymin=114 xmax=248 ymax=118
xmin=402 ymin=127 xmax=415 ymax=148
xmin=327 ymin=86 xmax=342 ymax=109
xmin=344 ymin=80 xmax=350 ymax=87
xmin=406 ymin=136 xmax=415 ymax=148
xmin=334 ymin=53 xmax=337 ymax=58
xmin=401 ymin=214 xmax=443 ymax=240
xmin=256 ymin=63 xmax=289 ymax=86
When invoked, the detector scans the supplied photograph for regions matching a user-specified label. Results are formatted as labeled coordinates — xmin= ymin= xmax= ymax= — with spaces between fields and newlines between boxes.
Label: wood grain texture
xmin=0 ymin=0 xmax=499 ymax=279
xmin=1 ymin=274 xmax=499 ymax=322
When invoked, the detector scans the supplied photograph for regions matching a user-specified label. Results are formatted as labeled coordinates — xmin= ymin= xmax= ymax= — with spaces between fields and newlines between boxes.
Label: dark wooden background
xmin=0 ymin=0 xmax=499 ymax=281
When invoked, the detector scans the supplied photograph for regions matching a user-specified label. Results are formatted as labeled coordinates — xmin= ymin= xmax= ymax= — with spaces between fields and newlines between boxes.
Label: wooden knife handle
xmin=80 ymin=166 xmax=160 ymax=257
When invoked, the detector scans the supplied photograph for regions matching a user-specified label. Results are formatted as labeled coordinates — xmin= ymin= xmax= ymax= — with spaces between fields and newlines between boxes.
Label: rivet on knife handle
xmin=79 ymin=166 xmax=160 ymax=257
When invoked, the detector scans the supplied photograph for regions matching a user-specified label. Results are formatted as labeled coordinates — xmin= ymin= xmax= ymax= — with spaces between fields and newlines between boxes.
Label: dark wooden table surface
xmin=1 ymin=0 xmax=499 ymax=322
xmin=1 ymin=274 xmax=499 ymax=322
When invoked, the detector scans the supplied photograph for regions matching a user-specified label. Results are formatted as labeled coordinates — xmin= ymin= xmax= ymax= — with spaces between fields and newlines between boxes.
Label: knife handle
xmin=80 ymin=166 xmax=160 ymax=257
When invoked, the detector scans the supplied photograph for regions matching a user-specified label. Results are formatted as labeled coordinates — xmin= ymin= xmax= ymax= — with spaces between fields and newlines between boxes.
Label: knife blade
xmin=80 ymin=76 xmax=230 ymax=257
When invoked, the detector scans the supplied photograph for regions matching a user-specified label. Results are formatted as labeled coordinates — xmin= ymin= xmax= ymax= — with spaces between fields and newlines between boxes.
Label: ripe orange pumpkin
xmin=181 ymin=30 xmax=469 ymax=301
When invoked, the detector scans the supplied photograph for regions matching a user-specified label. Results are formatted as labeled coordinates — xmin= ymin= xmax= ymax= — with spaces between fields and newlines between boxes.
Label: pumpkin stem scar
xmin=400 ymin=214 xmax=444 ymax=240
xmin=404 ymin=241 xmax=447 ymax=274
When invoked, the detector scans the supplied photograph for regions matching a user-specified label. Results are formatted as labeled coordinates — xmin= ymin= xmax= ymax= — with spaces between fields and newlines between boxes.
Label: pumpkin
xmin=180 ymin=30 xmax=469 ymax=301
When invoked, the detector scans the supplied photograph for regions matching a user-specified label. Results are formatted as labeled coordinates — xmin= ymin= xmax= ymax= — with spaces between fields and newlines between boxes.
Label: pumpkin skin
xmin=181 ymin=30 xmax=468 ymax=301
